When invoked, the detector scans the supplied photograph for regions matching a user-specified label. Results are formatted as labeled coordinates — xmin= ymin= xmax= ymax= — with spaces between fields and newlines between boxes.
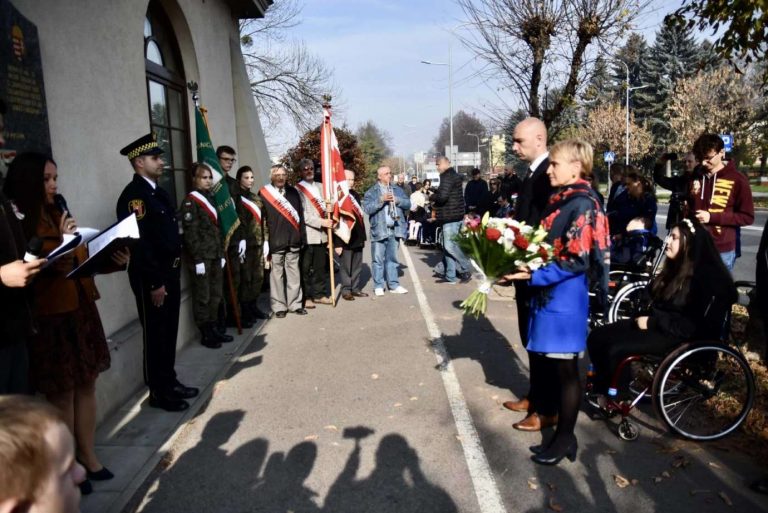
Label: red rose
xmin=485 ymin=227 xmax=502 ymax=242
xmin=510 ymin=225 xmax=520 ymax=237
xmin=513 ymin=234 xmax=529 ymax=250
xmin=538 ymin=246 xmax=549 ymax=261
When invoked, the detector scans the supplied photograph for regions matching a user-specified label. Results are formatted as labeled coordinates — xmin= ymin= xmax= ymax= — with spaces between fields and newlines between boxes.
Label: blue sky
xmin=272 ymin=0 xmax=679 ymax=160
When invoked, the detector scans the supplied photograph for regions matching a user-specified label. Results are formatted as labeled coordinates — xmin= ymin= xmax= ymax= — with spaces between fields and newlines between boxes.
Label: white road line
xmin=400 ymin=245 xmax=507 ymax=513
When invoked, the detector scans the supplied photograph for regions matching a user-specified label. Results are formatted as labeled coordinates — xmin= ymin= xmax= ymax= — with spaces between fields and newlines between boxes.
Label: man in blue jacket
xmin=363 ymin=166 xmax=411 ymax=296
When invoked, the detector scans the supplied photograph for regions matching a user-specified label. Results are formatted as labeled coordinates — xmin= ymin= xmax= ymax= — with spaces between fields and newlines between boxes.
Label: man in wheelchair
xmin=586 ymin=219 xmax=737 ymax=410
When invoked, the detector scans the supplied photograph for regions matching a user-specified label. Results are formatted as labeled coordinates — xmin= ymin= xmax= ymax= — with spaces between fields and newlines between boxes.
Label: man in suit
xmin=503 ymin=117 xmax=556 ymax=432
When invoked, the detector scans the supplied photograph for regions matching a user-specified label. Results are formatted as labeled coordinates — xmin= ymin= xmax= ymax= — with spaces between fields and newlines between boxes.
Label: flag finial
xmin=322 ymin=94 xmax=332 ymax=109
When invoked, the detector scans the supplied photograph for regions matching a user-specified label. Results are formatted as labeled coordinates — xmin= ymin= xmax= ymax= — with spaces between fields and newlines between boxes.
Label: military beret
xmin=120 ymin=132 xmax=164 ymax=160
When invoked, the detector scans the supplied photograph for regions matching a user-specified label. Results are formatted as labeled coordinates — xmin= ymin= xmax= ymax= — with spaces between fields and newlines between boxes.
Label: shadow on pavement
xmin=135 ymin=415 xmax=457 ymax=513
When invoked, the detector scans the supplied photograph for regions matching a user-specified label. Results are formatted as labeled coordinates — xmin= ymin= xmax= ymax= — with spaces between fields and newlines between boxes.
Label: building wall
xmin=11 ymin=0 xmax=271 ymax=423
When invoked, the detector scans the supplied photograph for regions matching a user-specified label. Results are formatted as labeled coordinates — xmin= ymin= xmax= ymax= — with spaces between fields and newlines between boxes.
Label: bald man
xmin=362 ymin=166 xmax=411 ymax=295
xmin=503 ymin=117 xmax=556 ymax=432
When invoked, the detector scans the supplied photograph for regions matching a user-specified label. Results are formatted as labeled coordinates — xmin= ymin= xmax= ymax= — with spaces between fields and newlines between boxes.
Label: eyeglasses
xmin=701 ymin=152 xmax=720 ymax=164
xmin=303 ymin=167 xmax=313 ymax=170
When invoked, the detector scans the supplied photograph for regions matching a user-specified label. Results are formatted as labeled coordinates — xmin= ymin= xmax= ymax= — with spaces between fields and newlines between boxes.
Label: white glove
xmin=195 ymin=263 xmax=205 ymax=276
xmin=238 ymin=240 xmax=246 ymax=263
xmin=220 ymin=258 xmax=226 ymax=268
xmin=263 ymin=241 xmax=270 ymax=258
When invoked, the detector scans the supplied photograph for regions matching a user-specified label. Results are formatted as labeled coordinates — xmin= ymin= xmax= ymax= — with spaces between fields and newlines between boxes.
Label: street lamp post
xmin=615 ymin=59 xmax=649 ymax=165
xmin=466 ymin=131 xmax=481 ymax=169
xmin=421 ymin=45 xmax=453 ymax=162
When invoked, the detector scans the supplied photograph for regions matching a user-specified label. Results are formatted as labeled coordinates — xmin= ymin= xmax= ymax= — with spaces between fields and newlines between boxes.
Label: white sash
xmin=241 ymin=196 xmax=261 ymax=224
xmin=189 ymin=191 xmax=218 ymax=222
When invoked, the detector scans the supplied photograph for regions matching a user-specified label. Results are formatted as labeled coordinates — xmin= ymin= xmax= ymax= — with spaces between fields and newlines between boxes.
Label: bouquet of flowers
xmin=456 ymin=212 xmax=554 ymax=318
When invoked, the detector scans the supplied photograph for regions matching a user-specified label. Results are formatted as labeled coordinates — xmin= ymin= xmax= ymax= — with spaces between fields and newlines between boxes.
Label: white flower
xmin=527 ymin=243 xmax=539 ymax=254
xmin=527 ymin=257 xmax=544 ymax=270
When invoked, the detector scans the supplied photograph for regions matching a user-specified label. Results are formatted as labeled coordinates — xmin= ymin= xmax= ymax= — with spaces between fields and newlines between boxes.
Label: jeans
xmin=371 ymin=231 xmax=400 ymax=290
xmin=441 ymin=220 xmax=470 ymax=282
xmin=720 ymin=250 xmax=736 ymax=271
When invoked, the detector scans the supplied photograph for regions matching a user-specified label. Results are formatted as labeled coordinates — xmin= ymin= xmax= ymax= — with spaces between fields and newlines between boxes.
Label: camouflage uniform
xmin=238 ymin=189 xmax=268 ymax=306
xmin=180 ymin=190 xmax=224 ymax=328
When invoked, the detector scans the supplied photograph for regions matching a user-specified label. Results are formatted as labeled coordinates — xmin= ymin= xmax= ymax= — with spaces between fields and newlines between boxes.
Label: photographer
xmin=654 ymin=152 xmax=699 ymax=229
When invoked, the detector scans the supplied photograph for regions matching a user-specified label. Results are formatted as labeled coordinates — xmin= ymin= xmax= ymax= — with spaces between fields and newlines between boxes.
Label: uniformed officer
xmin=234 ymin=165 xmax=270 ymax=322
xmin=180 ymin=163 xmax=229 ymax=349
xmin=116 ymin=133 xmax=198 ymax=412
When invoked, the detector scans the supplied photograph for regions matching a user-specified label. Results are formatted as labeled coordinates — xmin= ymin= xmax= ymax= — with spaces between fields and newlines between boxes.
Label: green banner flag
xmin=194 ymin=105 xmax=239 ymax=246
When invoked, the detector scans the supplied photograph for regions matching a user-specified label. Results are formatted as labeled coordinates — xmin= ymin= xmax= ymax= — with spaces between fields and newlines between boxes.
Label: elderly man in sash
xmin=259 ymin=165 xmax=307 ymax=318
xmin=295 ymin=158 xmax=334 ymax=307
xmin=334 ymin=169 xmax=368 ymax=301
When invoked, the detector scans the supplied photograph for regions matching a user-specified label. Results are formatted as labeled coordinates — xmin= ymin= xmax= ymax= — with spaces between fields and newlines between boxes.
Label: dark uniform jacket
xmin=259 ymin=185 xmax=305 ymax=253
xmin=0 ymin=192 xmax=33 ymax=345
xmin=514 ymin=157 xmax=552 ymax=227
xmin=334 ymin=190 xmax=367 ymax=250
xmin=180 ymin=190 xmax=224 ymax=265
xmin=432 ymin=168 xmax=465 ymax=223
xmin=116 ymin=174 xmax=182 ymax=290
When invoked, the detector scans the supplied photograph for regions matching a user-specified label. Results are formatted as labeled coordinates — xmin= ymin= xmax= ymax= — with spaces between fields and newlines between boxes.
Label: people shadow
xmin=324 ymin=429 xmax=457 ymax=513
xmin=442 ymin=306 xmax=530 ymax=397
xmin=225 ymin=332 xmax=267 ymax=380
xmin=245 ymin=441 xmax=321 ymax=512
xmin=140 ymin=410 xmax=254 ymax=512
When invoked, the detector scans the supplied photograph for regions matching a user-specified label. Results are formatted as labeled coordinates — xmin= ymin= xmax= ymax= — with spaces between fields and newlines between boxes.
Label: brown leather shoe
xmin=513 ymin=413 xmax=558 ymax=432
xmin=304 ymin=299 xmax=317 ymax=309
xmin=502 ymin=397 xmax=530 ymax=413
xmin=342 ymin=293 xmax=355 ymax=301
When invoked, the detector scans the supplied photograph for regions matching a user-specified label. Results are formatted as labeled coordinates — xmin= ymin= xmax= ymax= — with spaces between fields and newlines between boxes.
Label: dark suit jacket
xmin=514 ymin=157 xmax=552 ymax=227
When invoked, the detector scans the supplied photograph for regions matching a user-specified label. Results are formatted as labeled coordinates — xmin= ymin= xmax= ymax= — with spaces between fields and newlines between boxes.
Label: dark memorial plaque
xmin=0 ymin=0 xmax=51 ymax=156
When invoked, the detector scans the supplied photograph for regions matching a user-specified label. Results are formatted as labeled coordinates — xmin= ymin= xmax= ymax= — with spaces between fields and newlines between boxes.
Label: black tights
xmin=538 ymin=355 xmax=581 ymax=453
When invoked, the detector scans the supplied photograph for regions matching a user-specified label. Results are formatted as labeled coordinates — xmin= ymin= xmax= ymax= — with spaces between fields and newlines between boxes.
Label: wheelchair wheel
xmin=652 ymin=343 xmax=755 ymax=441
xmin=607 ymin=281 xmax=649 ymax=324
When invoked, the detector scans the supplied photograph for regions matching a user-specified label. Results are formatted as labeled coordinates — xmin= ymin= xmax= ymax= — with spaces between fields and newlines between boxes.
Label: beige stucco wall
xmin=11 ymin=0 xmax=271 ymax=422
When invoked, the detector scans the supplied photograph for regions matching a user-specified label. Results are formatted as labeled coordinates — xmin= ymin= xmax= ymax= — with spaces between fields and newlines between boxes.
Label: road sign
xmin=604 ymin=151 xmax=615 ymax=163
xmin=720 ymin=134 xmax=734 ymax=152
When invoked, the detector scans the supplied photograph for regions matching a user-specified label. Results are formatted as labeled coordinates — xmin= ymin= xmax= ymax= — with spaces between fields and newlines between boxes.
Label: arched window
xmin=145 ymin=1 xmax=190 ymax=205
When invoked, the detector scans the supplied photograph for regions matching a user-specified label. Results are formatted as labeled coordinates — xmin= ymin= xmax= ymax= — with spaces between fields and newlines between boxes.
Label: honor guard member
xmin=180 ymin=163 xmax=229 ymax=349
xmin=235 ymin=166 xmax=271 ymax=322
xmin=116 ymin=133 xmax=198 ymax=412
xmin=216 ymin=145 xmax=249 ymax=328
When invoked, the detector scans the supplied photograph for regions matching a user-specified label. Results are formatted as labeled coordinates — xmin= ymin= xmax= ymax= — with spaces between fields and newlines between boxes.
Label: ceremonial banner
xmin=320 ymin=106 xmax=355 ymax=243
xmin=194 ymin=105 xmax=239 ymax=246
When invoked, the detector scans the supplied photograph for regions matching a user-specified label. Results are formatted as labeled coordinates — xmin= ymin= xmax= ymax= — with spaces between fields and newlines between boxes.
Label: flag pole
xmin=188 ymin=81 xmax=242 ymax=334
xmin=322 ymin=96 xmax=337 ymax=307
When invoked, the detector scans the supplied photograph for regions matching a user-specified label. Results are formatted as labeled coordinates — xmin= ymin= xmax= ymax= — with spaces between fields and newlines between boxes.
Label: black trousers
xmin=514 ymin=281 xmax=531 ymax=348
xmin=129 ymin=268 xmax=180 ymax=393
xmin=339 ymin=247 xmax=363 ymax=294
xmin=301 ymin=243 xmax=329 ymax=299
xmin=587 ymin=319 xmax=680 ymax=394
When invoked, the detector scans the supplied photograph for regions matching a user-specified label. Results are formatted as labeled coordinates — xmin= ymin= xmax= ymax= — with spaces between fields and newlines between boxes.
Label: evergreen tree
xmin=609 ymin=33 xmax=650 ymax=102
xmin=633 ymin=19 xmax=703 ymax=149
xmin=582 ymin=56 xmax=616 ymax=111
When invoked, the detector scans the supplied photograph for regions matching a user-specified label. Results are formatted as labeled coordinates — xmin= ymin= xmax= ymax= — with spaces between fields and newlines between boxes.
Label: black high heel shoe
xmin=77 ymin=458 xmax=114 ymax=481
xmin=529 ymin=444 xmax=547 ymax=455
xmin=531 ymin=441 xmax=578 ymax=465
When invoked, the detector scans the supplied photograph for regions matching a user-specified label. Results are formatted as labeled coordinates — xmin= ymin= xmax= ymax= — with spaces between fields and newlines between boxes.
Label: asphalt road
xmin=129 ymin=237 xmax=767 ymax=513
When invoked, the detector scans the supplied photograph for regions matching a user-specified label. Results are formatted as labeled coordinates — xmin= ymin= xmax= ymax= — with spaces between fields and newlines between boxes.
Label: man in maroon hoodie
xmin=690 ymin=133 xmax=754 ymax=270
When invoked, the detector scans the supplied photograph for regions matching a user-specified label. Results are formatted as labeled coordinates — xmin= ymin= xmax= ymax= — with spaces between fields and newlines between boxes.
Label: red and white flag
xmin=320 ymin=106 xmax=355 ymax=243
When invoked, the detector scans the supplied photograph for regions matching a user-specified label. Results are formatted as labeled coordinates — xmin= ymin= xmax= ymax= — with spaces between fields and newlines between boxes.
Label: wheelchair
xmin=585 ymin=282 xmax=757 ymax=442
xmin=589 ymin=233 xmax=665 ymax=328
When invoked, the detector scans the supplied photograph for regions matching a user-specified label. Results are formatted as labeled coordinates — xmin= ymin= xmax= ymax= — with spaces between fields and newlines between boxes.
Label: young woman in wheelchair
xmin=586 ymin=218 xmax=737 ymax=406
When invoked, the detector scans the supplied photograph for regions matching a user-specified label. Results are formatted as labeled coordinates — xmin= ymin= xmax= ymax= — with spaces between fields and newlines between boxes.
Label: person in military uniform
xmin=180 ymin=163 xmax=229 ymax=349
xmin=116 ymin=133 xmax=198 ymax=412
xmin=234 ymin=166 xmax=270 ymax=322
xmin=216 ymin=145 xmax=250 ymax=329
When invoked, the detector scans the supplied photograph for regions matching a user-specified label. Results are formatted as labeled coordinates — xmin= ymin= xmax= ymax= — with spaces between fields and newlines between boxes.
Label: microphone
xmin=23 ymin=237 xmax=43 ymax=263
xmin=53 ymin=194 xmax=70 ymax=218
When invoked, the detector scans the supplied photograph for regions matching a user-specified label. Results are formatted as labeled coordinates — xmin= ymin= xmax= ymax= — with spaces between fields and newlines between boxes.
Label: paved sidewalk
xmin=81 ymin=318 xmax=269 ymax=513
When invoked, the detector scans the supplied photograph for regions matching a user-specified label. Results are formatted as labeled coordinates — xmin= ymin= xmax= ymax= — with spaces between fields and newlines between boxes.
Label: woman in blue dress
xmin=505 ymin=139 xmax=610 ymax=465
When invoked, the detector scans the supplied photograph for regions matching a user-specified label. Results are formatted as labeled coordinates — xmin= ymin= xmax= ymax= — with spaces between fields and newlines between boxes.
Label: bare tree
xmin=239 ymin=0 xmax=340 ymax=133
xmin=456 ymin=0 xmax=650 ymax=130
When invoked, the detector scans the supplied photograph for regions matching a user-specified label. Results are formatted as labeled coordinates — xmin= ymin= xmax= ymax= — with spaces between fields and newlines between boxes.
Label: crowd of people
xmin=1 ymin=86 xmax=767 ymax=511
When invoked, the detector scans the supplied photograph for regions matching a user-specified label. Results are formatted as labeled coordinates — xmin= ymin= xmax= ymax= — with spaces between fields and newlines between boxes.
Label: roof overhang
xmin=227 ymin=0 xmax=273 ymax=19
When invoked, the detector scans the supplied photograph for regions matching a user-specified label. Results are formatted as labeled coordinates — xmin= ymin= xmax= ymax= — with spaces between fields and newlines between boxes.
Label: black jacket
xmin=464 ymin=178 xmax=488 ymax=211
xmin=259 ymin=185 xmax=305 ymax=252
xmin=514 ymin=157 xmax=552 ymax=227
xmin=116 ymin=174 xmax=182 ymax=291
xmin=0 ymin=192 xmax=34 ymax=345
xmin=432 ymin=168 xmax=465 ymax=223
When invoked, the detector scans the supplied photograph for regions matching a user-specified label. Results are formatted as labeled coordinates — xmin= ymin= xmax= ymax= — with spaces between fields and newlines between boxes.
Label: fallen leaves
xmin=371 ymin=373 xmax=379 ymax=380
xmin=613 ymin=475 xmax=631 ymax=488
xmin=323 ymin=425 xmax=338 ymax=432
xmin=548 ymin=497 xmax=564 ymax=512
xmin=718 ymin=491 xmax=732 ymax=506
xmin=304 ymin=434 xmax=319 ymax=441
xmin=708 ymin=461 xmax=722 ymax=470
xmin=671 ymin=456 xmax=690 ymax=469
xmin=527 ymin=478 xmax=538 ymax=490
